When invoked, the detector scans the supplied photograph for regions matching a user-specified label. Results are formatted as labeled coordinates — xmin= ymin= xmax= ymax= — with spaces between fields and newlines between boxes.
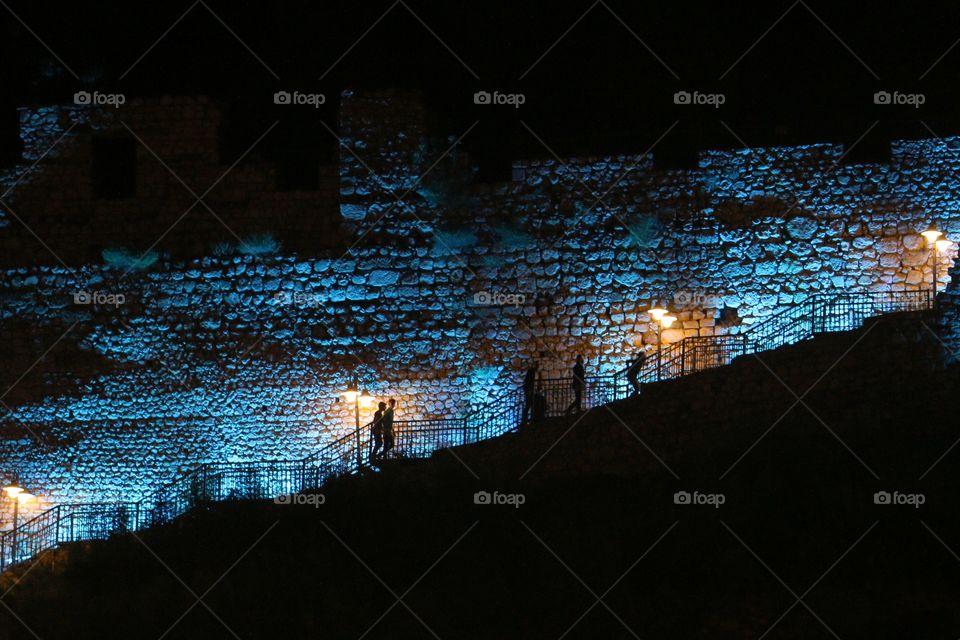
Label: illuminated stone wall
xmin=1 ymin=90 xmax=959 ymax=507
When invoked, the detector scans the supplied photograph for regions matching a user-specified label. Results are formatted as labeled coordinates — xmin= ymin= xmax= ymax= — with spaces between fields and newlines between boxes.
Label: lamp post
xmin=3 ymin=482 xmax=35 ymax=563
xmin=659 ymin=315 xmax=677 ymax=381
xmin=921 ymin=224 xmax=951 ymax=308
xmin=342 ymin=384 xmax=373 ymax=472
xmin=648 ymin=307 xmax=677 ymax=382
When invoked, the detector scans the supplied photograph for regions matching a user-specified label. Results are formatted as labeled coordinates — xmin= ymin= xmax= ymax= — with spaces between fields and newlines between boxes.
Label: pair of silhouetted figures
xmin=520 ymin=355 xmax=587 ymax=426
xmin=520 ymin=351 xmax=648 ymax=426
xmin=370 ymin=398 xmax=396 ymax=460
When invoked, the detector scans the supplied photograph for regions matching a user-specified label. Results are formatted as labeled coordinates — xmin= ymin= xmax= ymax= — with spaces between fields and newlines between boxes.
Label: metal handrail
xmin=0 ymin=288 xmax=934 ymax=571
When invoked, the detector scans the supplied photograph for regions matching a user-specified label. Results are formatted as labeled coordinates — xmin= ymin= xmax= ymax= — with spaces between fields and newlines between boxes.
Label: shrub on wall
xmin=624 ymin=213 xmax=664 ymax=248
xmin=211 ymin=241 xmax=235 ymax=257
xmin=492 ymin=222 xmax=534 ymax=251
xmin=414 ymin=139 xmax=475 ymax=208
xmin=102 ymin=247 xmax=159 ymax=271
xmin=238 ymin=233 xmax=281 ymax=256
xmin=432 ymin=228 xmax=476 ymax=255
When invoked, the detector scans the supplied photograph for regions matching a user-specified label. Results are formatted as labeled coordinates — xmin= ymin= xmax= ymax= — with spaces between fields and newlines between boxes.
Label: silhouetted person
xmin=370 ymin=402 xmax=386 ymax=460
xmin=382 ymin=398 xmax=396 ymax=456
xmin=627 ymin=351 xmax=646 ymax=397
xmin=521 ymin=362 xmax=538 ymax=425
xmin=533 ymin=386 xmax=548 ymax=422
xmin=567 ymin=355 xmax=585 ymax=415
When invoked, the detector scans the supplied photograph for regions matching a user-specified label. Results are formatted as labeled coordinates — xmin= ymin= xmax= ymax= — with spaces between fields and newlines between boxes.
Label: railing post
xmin=810 ymin=297 xmax=818 ymax=337
xmin=354 ymin=407 xmax=362 ymax=474
xmin=199 ymin=464 xmax=208 ymax=503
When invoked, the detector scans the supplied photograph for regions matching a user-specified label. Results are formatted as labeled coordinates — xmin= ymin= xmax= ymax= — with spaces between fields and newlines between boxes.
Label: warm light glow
xmin=936 ymin=238 xmax=953 ymax=253
xmin=358 ymin=390 xmax=374 ymax=407
xmin=3 ymin=485 xmax=22 ymax=498
xmin=661 ymin=315 xmax=678 ymax=329
xmin=921 ymin=227 xmax=943 ymax=243
xmin=649 ymin=307 xmax=668 ymax=321
xmin=16 ymin=492 xmax=34 ymax=504
xmin=342 ymin=385 xmax=359 ymax=403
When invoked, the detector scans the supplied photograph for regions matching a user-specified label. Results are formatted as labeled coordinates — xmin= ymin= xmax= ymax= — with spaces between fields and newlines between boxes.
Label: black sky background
xmin=2 ymin=1 xmax=960 ymax=179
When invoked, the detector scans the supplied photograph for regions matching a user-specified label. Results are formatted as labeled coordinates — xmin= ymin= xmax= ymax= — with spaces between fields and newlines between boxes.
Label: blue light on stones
xmin=4 ymin=110 xmax=960 ymax=506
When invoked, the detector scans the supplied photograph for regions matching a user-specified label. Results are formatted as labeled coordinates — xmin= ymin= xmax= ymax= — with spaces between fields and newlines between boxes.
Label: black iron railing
xmin=0 ymin=288 xmax=934 ymax=571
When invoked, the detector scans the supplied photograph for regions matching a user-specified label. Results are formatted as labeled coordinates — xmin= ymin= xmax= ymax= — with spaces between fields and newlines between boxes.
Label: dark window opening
xmin=0 ymin=105 xmax=21 ymax=171
xmin=275 ymin=151 xmax=321 ymax=191
xmin=92 ymin=137 xmax=136 ymax=199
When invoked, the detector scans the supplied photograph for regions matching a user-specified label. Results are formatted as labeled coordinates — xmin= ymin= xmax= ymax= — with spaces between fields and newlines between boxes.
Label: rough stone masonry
xmin=0 ymin=89 xmax=957 ymax=510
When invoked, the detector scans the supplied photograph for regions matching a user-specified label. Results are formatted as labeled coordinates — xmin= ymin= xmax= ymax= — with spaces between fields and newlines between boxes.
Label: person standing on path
xmin=521 ymin=362 xmax=538 ymax=425
xmin=627 ymin=351 xmax=646 ymax=397
xmin=567 ymin=354 xmax=586 ymax=415
xmin=382 ymin=398 xmax=396 ymax=457
xmin=370 ymin=402 xmax=386 ymax=460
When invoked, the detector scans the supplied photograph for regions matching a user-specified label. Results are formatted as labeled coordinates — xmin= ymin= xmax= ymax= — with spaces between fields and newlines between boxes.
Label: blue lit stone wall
xmin=1 ymin=91 xmax=959 ymax=508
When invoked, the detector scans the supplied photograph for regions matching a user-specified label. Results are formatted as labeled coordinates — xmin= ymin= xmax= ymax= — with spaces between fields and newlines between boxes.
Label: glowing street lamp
xmin=343 ymin=384 xmax=373 ymax=471
xmin=650 ymin=308 xmax=677 ymax=382
xmin=921 ymin=224 xmax=950 ymax=305
xmin=921 ymin=225 xmax=943 ymax=244
xmin=2 ymin=484 xmax=23 ymax=499
xmin=3 ymin=481 xmax=37 ymax=563
xmin=649 ymin=307 xmax=668 ymax=322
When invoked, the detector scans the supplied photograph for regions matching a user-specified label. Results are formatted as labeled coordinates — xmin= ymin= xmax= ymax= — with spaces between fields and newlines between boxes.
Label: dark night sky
xmin=2 ymin=1 xmax=960 ymax=177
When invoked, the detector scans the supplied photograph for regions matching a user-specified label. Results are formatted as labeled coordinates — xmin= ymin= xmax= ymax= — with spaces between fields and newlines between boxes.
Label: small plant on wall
xmin=238 ymin=233 xmax=281 ymax=256
xmin=623 ymin=212 xmax=663 ymax=249
xmin=431 ymin=226 xmax=477 ymax=255
xmin=491 ymin=221 xmax=535 ymax=251
xmin=414 ymin=138 xmax=476 ymax=208
xmin=102 ymin=247 xmax=159 ymax=271
xmin=211 ymin=241 xmax=235 ymax=257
